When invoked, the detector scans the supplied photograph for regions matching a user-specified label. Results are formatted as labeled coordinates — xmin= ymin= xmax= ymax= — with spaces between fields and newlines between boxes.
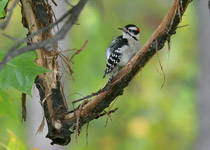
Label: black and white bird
xmin=103 ymin=24 xmax=141 ymax=81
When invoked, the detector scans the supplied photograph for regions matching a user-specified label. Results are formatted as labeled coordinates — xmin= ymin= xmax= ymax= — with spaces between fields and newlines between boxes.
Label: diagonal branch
xmin=63 ymin=0 xmax=193 ymax=137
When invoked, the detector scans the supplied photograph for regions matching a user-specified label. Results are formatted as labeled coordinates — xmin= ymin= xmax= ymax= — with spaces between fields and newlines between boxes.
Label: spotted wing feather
xmin=103 ymin=36 xmax=128 ymax=78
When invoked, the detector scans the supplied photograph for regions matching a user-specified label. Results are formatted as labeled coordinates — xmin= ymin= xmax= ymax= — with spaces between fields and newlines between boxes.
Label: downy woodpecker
xmin=103 ymin=24 xmax=141 ymax=81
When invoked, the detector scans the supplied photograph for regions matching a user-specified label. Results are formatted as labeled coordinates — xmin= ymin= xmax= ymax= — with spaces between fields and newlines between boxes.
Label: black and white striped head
xmin=118 ymin=24 xmax=140 ymax=41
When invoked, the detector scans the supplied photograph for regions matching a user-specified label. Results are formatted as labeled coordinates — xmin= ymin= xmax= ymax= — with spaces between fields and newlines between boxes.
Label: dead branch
xmin=19 ymin=0 xmax=87 ymax=146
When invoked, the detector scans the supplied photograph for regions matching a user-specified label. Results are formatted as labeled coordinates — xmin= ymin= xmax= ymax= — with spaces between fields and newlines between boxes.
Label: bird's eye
xmin=133 ymin=30 xmax=139 ymax=35
xmin=128 ymin=29 xmax=131 ymax=32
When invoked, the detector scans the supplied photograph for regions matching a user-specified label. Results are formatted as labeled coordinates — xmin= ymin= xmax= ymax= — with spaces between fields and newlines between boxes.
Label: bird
xmin=103 ymin=24 xmax=141 ymax=82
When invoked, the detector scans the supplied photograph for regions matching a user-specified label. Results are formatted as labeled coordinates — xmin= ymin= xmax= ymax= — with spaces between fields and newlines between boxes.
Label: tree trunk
xmin=27 ymin=1 xmax=68 ymax=149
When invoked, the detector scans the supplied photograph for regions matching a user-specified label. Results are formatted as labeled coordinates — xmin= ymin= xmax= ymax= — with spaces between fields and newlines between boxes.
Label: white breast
xmin=118 ymin=39 xmax=141 ymax=67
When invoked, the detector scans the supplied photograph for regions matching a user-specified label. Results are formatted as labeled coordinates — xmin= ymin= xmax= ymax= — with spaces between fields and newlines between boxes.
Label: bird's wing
xmin=106 ymin=35 xmax=123 ymax=59
xmin=103 ymin=36 xmax=128 ymax=78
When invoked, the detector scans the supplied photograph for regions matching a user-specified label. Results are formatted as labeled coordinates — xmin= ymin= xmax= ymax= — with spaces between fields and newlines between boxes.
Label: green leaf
xmin=0 ymin=0 xmax=8 ymax=18
xmin=0 ymin=89 xmax=18 ymax=122
xmin=0 ymin=51 xmax=50 ymax=95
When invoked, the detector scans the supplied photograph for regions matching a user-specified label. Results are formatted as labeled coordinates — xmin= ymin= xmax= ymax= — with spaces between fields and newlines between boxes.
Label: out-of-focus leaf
xmin=0 ymin=143 xmax=7 ymax=149
xmin=0 ymin=89 xmax=18 ymax=122
xmin=0 ymin=51 xmax=50 ymax=95
xmin=0 ymin=0 xmax=8 ymax=18
xmin=7 ymin=130 xmax=27 ymax=150
xmin=127 ymin=117 xmax=150 ymax=139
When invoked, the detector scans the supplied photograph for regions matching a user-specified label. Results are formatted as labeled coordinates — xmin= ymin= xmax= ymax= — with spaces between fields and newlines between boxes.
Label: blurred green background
xmin=0 ymin=0 xmax=199 ymax=150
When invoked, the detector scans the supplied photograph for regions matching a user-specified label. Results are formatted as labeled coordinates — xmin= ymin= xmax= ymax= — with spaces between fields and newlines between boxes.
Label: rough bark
xmin=20 ymin=0 xmax=87 ymax=146
xmin=20 ymin=0 xmax=69 ymax=145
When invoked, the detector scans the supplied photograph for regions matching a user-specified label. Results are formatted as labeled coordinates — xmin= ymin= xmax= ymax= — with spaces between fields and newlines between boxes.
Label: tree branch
xmin=62 ymin=0 xmax=193 ymax=141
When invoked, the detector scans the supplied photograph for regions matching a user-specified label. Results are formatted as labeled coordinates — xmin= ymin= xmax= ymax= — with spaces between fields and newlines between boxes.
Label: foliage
xmin=0 ymin=130 xmax=27 ymax=150
xmin=0 ymin=0 xmax=8 ymax=18
xmin=0 ymin=89 xmax=18 ymax=122
xmin=0 ymin=51 xmax=50 ymax=95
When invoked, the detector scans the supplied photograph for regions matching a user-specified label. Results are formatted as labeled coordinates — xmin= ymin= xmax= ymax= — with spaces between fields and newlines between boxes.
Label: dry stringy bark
xmin=19 ymin=0 xmax=88 ymax=146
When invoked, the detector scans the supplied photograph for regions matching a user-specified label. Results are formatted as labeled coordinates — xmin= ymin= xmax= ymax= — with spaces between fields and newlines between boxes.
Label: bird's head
xmin=118 ymin=24 xmax=140 ymax=41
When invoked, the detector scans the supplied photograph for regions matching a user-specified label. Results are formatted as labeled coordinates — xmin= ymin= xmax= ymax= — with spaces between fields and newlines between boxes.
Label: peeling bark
xmin=20 ymin=0 xmax=70 ymax=145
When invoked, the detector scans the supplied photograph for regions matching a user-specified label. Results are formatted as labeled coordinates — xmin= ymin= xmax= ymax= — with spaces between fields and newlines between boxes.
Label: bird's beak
xmin=118 ymin=28 xmax=127 ymax=33
xmin=118 ymin=27 xmax=123 ymax=31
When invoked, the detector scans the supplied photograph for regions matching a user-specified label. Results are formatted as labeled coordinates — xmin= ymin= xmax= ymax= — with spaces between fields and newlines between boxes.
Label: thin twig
xmin=69 ymin=40 xmax=88 ymax=63
xmin=21 ymin=93 xmax=27 ymax=122
xmin=0 ymin=0 xmax=18 ymax=29
xmin=71 ymin=79 xmax=121 ymax=105
xmin=64 ymin=0 xmax=74 ymax=7
xmin=36 ymin=116 xmax=45 ymax=134
xmin=75 ymin=100 xmax=88 ymax=144
xmin=177 ymin=24 xmax=189 ymax=28
xmin=105 ymin=98 xmax=118 ymax=127
xmin=155 ymin=40 xmax=166 ymax=89
xmin=2 ymin=33 xmax=20 ymax=41
xmin=57 ymin=40 xmax=88 ymax=79
xmin=51 ymin=0 xmax=57 ymax=6
xmin=95 ymin=108 xmax=118 ymax=119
